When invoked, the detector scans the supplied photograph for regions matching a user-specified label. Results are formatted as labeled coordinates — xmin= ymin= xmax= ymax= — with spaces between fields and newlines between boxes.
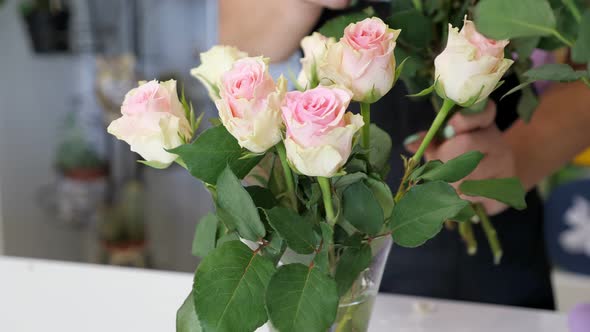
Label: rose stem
xmin=458 ymin=220 xmax=477 ymax=256
xmin=410 ymin=98 xmax=455 ymax=164
xmin=276 ymin=142 xmax=298 ymax=211
xmin=474 ymin=203 xmax=503 ymax=265
xmin=318 ymin=177 xmax=336 ymax=227
xmin=360 ymin=102 xmax=371 ymax=151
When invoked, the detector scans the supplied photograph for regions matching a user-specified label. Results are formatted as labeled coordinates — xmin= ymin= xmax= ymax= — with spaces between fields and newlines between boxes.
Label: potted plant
xmin=20 ymin=0 xmax=70 ymax=53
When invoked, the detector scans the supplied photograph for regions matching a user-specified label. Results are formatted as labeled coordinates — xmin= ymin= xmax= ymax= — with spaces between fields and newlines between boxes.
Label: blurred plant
xmin=55 ymin=112 xmax=106 ymax=174
xmin=99 ymin=181 xmax=145 ymax=245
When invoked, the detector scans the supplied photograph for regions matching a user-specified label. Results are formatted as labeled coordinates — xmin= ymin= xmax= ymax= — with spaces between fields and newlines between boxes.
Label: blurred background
xmin=0 ymin=0 xmax=219 ymax=271
xmin=0 ymin=0 xmax=589 ymax=313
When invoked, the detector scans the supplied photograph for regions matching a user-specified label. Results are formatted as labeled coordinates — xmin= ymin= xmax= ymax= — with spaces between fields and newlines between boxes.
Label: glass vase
xmin=330 ymin=236 xmax=392 ymax=332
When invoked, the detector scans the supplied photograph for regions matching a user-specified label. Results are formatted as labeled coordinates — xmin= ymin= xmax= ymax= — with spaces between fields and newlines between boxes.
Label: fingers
xmin=447 ymin=101 xmax=497 ymax=135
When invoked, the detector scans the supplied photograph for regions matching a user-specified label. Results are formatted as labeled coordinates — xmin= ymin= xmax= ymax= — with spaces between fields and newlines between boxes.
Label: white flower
xmin=434 ymin=18 xmax=513 ymax=105
xmin=191 ymin=45 xmax=247 ymax=100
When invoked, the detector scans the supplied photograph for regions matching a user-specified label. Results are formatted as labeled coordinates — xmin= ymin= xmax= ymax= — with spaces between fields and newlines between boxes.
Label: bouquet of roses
xmin=109 ymin=15 xmax=530 ymax=332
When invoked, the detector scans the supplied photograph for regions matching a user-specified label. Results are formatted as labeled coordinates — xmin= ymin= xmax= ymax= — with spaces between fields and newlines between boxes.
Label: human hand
xmin=405 ymin=101 xmax=517 ymax=215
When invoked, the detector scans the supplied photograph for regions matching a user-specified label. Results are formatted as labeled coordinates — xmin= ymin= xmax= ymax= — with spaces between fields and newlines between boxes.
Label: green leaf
xmin=335 ymin=244 xmax=372 ymax=296
xmin=318 ymin=9 xmax=374 ymax=39
xmin=408 ymin=160 xmax=443 ymax=182
xmin=474 ymin=0 xmax=557 ymax=39
xmin=387 ymin=9 xmax=433 ymax=49
xmin=572 ymin=10 xmax=590 ymax=63
xmin=266 ymin=264 xmax=339 ymax=332
xmin=418 ymin=151 xmax=484 ymax=183
xmin=246 ymin=186 xmax=278 ymax=209
xmin=459 ymin=177 xmax=527 ymax=210
xmin=365 ymin=177 xmax=395 ymax=220
xmin=216 ymin=232 xmax=240 ymax=247
xmin=169 ymin=126 xmax=262 ymax=184
xmin=451 ymin=204 xmax=477 ymax=223
xmin=342 ymin=182 xmax=384 ymax=236
xmin=333 ymin=172 xmax=368 ymax=191
xmin=266 ymin=207 xmax=319 ymax=255
xmin=407 ymin=80 xmax=436 ymax=97
xmin=192 ymin=213 xmax=218 ymax=258
xmin=525 ymin=63 xmax=588 ymax=82
xmin=177 ymin=292 xmax=202 ymax=332
xmin=517 ymin=85 xmax=540 ymax=122
xmin=194 ymin=241 xmax=276 ymax=332
xmin=390 ymin=181 xmax=468 ymax=247
xmin=369 ymin=124 xmax=393 ymax=174
xmin=262 ymin=232 xmax=286 ymax=265
xmin=216 ymin=166 xmax=266 ymax=241
xmin=512 ymin=37 xmax=541 ymax=59
xmin=501 ymin=80 xmax=533 ymax=100
xmin=394 ymin=57 xmax=410 ymax=84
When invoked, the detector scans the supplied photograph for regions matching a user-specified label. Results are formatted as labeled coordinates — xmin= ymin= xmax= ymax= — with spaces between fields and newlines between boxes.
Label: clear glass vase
xmin=264 ymin=237 xmax=392 ymax=332
xmin=329 ymin=237 xmax=392 ymax=332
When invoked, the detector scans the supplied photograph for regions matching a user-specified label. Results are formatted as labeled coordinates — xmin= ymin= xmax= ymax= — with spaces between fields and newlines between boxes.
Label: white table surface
xmin=0 ymin=256 xmax=568 ymax=332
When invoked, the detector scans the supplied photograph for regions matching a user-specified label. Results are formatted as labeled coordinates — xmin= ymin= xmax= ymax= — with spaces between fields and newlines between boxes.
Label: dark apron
xmin=372 ymin=76 xmax=555 ymax=310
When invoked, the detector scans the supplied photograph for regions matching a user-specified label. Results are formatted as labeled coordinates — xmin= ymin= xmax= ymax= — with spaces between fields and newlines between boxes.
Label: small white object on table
xmin=0 ymin=256 xmax=567 ymax=332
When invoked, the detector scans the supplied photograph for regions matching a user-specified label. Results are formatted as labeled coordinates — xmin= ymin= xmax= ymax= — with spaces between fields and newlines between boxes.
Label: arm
xmin=219 ymin=0 xmax=349 ymax=61
xmin=505 ymin=81 xmax=590 ymax=190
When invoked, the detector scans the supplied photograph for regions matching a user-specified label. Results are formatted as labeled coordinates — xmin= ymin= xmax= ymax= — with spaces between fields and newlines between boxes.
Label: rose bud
xmin=297 ymin=32 xmax=336 ymax=89
xmin=108 ymin=80 xmax=191 ymax=168
xmin=434 ymin=18 xmax=513 ymax=106
xmin=320 ymin=17 xmax=400 ymax=104
xmin=281 ymin=86 xmax=363 ymax=177
xmin=215 ymin=57 xmax=286 ymax=153
xmin=191 ymin=45 xmax=247 ymax=100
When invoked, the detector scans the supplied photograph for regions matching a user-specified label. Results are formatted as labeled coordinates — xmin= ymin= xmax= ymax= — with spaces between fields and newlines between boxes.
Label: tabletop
xmin=0 ymin=256 xmax=568 ymax=332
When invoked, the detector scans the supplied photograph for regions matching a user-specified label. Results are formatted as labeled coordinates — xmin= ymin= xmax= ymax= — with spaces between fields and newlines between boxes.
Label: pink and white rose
xmin=191 ymin=45 xmax=247 ymax=100
xmin=108 ymin=80 xmax=191 ymax=168
xmin=215 ymin=57 xmax=286 ymax=153
xmin=321 ymin=17 xmax=400 ymax=103
xmin=297 ymin=32 xmax=336 ymax=89
xmin=281 ymin=86 xmax=363 ymax=177
xmin=434 ymin=18 xmax=513 ymax=105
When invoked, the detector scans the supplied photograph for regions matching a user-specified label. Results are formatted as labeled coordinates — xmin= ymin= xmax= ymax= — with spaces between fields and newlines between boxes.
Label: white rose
xmin=215 ymin=57 xmax=286 ymax=153
xmin=281 ymin=86 xmax=364 ymax=177
xmin=191 ymin=45 xmax=247 ymax=100
xmin=107 ymin=80 xmax=191 ymax=168
xmin=297 ymin=32 xmax=335 ymax=89
xmin=434 ymin=18 xmax=513 ymax=106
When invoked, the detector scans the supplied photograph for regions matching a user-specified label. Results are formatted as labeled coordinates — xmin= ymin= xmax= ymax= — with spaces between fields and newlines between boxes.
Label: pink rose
xmin=321 ymin=17 xmax=400 ymax=103
xmin=282 ymin=86 xmax=364 ymax=177
xmin=215 ymin=57 xmax=286 ymax=153
xmin=434 ymin=18 xmax=513 ymax=105
xmin=108 ymin=80 xmax=191 ymax=168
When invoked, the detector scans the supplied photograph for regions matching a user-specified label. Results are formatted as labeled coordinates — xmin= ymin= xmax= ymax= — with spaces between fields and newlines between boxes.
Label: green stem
xmin=410 ymin=98 xmax=455 ymax=164
xmin=458 ymin=221 xmax=477 ymax=256
xmin=582 ymin=77 xmax=590 ymax=88
xmin=318 ymin=177 xmax=336 ymax=226
xmin=474 ymin=203 xmax=503 ymax=265
xmin=411 ymin=0 xmax=423 ymax=12
xmin=276 ymin=142 xmax=298 ymax=211
xmin=360 ymin=102 xmax=371 ymax=151
xmin=562 ymin=0 xmax=582 ymax=23
xmin=551 ymin=30 xmax=574 ymax=47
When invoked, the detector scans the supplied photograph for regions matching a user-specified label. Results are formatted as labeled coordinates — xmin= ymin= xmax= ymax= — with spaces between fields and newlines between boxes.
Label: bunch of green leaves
xmin=172 ymin=117 xmax=526 ymax=331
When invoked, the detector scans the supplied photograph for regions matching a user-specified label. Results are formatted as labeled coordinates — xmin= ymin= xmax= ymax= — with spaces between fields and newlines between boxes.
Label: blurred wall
xmin=0 ymin=0 xmax=217 ymax=271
